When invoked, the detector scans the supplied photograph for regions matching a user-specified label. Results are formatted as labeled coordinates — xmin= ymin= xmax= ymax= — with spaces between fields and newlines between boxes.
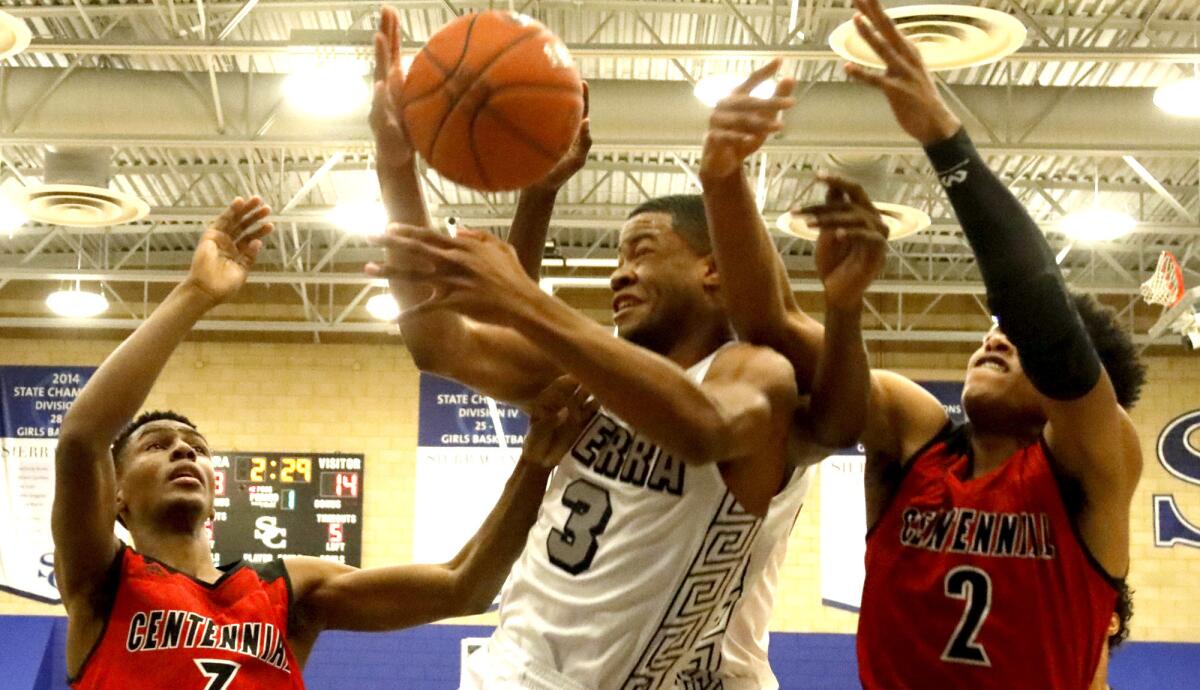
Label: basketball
xmin=399 ymin=11 xmax=584 ymax=192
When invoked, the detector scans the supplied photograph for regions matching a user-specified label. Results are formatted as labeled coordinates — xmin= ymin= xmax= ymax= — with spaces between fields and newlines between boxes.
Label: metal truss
xmin=0 ymin=0 xmax=1197 ymax=345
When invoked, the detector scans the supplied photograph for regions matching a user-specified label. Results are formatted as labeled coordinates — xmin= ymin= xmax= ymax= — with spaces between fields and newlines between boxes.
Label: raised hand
xmin=529 ymin=82 xmax=592 ymax=193
xmin=520 ymin=376 xmax=599 ymax=469
xmin=186 ymin=197 xmax=273 ymax=304
xmin=798 ymin=175 xmax=888 ymax=310
xmin=372 ymin=6 xmax=415 ymax=170
xmin=699 ymin=59 xmax=796 ymax=181
xmin=844 ymin=0 xmax=962 ymax=146
xmin=366 ymin=224 xmax=535 ymax=323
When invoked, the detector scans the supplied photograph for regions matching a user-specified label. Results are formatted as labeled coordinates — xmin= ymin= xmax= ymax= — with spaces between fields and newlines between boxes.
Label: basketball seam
xmin=484 ymin=82 xmax=581 ymax=95
xmin=428 ymin=28 xmax=544 ymax=177
xmin=468 ymin=106 xmax=493 ymax=191
xmin=423 ymin=13 xmax=482 ymax=150
xmin=476 ymin=103 xmax=559 ymax=161
xmin=403 ymin=14 xmax=476 ymax=103
xmin=446 ymin=13 xmax=479 ymax=77
xmin=405 ymin=75 xmax=578 ymax=113
xmin=476 ymin=82 xmax=585 ymax=163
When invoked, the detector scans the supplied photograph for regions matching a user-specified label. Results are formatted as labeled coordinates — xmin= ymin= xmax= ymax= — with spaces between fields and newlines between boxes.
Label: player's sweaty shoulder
xmin=709 ymin=342 xmax=798 ymax=395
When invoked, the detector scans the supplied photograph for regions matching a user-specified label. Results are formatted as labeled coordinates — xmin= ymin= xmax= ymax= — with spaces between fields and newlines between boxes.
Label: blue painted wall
xmin=5 ymin=616 xmax=1198 ymax=689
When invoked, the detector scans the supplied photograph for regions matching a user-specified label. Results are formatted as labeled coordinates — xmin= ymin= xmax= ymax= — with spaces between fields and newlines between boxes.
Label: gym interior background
xmin=1 ymin=1 xmax=1200 ymax=688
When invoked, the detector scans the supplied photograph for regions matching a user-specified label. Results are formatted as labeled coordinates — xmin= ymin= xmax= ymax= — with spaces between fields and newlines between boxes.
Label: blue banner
xmin=417 ymin=373 xmax=529 ymax=448
xmin=0 ymin=366 xmax=94 ymax=439
xmin=0 ymin=365 xmax=95 ymax=604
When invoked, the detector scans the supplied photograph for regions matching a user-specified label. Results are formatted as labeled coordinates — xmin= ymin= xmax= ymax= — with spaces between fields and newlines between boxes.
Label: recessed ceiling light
xmin=775 ymin=202 xmax=932 ymax=242
xmin=1154 ymin=78 xmax=1200 ymax=118
xmin=365 ymin=292 xmax=400 ymax=321
xmin=1059 ymin=207 xmax=1136 ymax=242
xmin=693 ymin=74 xmax=776 ymax=108
xmin=829 ymin=4 xmax=1027 ymax=72
xmin=46 ymin=288 xmax=108 ymax=318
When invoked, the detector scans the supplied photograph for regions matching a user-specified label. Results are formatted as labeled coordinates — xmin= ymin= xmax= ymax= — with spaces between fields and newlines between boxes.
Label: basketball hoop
xmin=1141 ymin=251 xmax=1185 ymax=307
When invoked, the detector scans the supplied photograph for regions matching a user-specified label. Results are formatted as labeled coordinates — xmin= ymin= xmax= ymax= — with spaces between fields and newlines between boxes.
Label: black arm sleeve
xmin=924 ymin=128 xmax=1101 ymax=401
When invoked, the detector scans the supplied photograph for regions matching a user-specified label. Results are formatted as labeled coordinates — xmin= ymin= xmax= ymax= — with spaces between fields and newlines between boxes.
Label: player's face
xmin=117 ymin=420 xmax=216 ymax=529
xmin=962 ymin=327 xmax=1043 ymax=424
xmin=610 ymin=212 xmax=714 ymax=350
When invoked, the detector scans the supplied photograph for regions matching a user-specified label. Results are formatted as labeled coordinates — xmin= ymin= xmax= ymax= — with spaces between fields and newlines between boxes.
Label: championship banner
xmin=819 ymin=381 xmax=965 ymax=612
xmin=0 ymin=365 xmax=94 ymax=604
xmin=414 ymin=374 xmax=529 ymax=564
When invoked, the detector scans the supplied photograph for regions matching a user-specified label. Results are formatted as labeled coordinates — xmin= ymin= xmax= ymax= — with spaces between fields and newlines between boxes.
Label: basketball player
xmin=52 ymin=196 xmax=598 ymax=689
xmin=697 ymin=0 xmax=1145 ymax=687
xmin=365 ymin=10 xmax=886 ymax=688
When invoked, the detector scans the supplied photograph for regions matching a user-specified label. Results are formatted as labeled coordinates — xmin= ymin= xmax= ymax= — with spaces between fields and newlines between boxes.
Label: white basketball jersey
xmin=491 ymin=346 xmax=811 ymax=690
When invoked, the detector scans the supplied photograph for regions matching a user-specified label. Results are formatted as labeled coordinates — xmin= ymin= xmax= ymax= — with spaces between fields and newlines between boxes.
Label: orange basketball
xmin=400 ymin=11 xmax=584 ymax=192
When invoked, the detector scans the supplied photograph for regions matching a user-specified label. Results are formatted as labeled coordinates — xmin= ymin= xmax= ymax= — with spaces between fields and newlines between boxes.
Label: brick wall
xmin=1 ymin=337 xmax=1198 ymax=643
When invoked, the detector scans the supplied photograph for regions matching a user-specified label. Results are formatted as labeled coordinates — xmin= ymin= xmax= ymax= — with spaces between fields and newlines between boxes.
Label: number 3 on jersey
xmin=548 ymin=479 xmax=612 ymax=574
xmin=941 ymin=566 xmax=993 ymax=666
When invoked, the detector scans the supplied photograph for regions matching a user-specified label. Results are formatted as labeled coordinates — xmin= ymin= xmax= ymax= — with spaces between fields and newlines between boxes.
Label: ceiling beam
xmin=22 ymin=39 xmax=1200 ymax=63
xmin=4 ymin=71 xmax=1197 ymax=158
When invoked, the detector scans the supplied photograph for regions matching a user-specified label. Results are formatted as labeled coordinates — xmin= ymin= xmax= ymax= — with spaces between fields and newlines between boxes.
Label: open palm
xmin=187 ymin=196 xmax=273 ymax=303
xmin=372 ymin=6 xmax=415 ymax=169
xmin=803 ymin=176 xmax=889 ymax=309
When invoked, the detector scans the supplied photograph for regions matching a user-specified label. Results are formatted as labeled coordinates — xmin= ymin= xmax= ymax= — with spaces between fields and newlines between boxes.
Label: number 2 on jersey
xmin=941 ymin=566 xmax=992 ymax=667
xmin=547 ymin=479 xmax=612 ymax=574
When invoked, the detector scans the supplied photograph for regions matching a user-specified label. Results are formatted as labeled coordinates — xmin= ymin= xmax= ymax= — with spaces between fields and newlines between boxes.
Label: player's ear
xmin=700 ymin=254 xmax=721 ymax=289
xmin=115 ymin=487 xmax=129 ymax=526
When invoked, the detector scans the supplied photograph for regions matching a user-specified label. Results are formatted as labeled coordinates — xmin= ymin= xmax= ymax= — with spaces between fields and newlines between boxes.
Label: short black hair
xmin=1110 ymin=580 xmax=1133 ymax=649
xmin=1072 ymin=293 xmax=1146 ymax=409
xmin=628 ymin=194 xmax=711 ymax=255
xmin=112 ymin=410 xmax=199 ymax=466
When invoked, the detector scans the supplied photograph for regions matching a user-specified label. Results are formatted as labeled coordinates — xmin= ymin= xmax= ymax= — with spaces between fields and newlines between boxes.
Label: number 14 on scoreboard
xmin=319 ymin=471 xmax=359 ymax=499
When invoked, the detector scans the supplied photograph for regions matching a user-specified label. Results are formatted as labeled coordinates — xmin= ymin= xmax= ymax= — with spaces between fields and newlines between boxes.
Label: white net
xmin=1141 ymin=251 xmax=1184 ymax=306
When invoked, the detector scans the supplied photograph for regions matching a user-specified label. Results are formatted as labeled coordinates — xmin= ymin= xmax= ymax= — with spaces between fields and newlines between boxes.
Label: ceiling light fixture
xmin=1154 ymin=78 xmax=1200 ymax=118
xmin=365 ymin=292 xmax=400 ymax=321
xmin=46 ymin=286 xmax=108 ymax=318
xmin=0 ymin=191 xmax=28 ymax=238
xmin=327 ymin=200 xmax=388 ymax=236
xmin=284 ymin=59 xmax=370 ymax=117
xmin=693 ymin=74 xmax=776 ymax=108
xmin=1059 ymin=207 xmax=1136 ymax=242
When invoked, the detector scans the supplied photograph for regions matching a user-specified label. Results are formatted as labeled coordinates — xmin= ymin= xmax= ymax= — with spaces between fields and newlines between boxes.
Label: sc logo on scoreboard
xmin=1154 ymin=409 xmax=1200 ymax=548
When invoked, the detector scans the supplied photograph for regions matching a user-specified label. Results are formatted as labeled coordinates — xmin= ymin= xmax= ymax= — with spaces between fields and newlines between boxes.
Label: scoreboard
xmin=209 ymin=452 xmax=364 ymax=568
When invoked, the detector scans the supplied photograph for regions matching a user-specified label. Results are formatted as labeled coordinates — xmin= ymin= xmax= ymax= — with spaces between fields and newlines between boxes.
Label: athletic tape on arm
xmin=924 ymin=128 xmax=1101 ymax=401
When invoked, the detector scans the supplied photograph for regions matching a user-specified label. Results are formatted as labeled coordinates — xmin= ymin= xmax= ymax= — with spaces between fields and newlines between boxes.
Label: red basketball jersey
xmin=858 ymin=425 xmax=1119 ymax=690
xmin=72 ymin=546 xmax=307 ymax=690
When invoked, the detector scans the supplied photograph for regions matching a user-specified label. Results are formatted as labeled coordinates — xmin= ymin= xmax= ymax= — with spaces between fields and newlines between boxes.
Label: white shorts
xmin=459 ymin=633 xmax=591 ymax=690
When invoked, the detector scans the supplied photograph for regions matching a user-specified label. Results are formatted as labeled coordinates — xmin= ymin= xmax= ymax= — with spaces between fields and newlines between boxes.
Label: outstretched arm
xmin=849 ymin=0 xmax=1140 ymax=572
xmin=508 ymin=82 xmax=591 ymax=278
xmin=369 ymin=9 xmax=561 ymax=404
xmin=698 ymin=64 xmax=881 ymax=447
xmin=698 ymin=62 xmax=825 ymax=388
xmin=286 ymin=378 xmax=596 ymax=639
xmin=795 ymin=175 xmax=889 ymax=448
xmin=53 ymin=199 xmax=271 ymax=663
